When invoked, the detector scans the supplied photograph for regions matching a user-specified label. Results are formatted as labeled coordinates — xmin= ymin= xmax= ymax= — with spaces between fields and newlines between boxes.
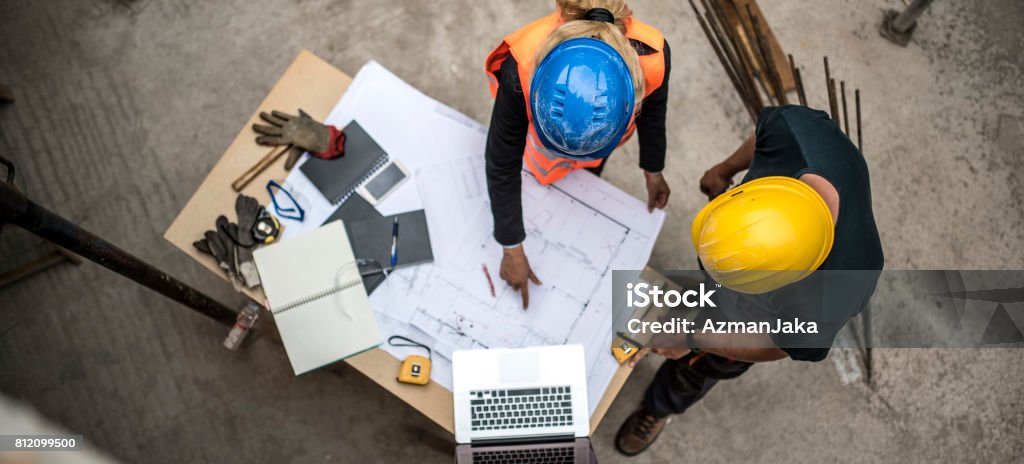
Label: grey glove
xmin=229 ymin=195 xmax=261 ymax=248
xmin=193 ymin=219 xmax=243 ymax=291
xmin=193 ymin=195 xmax=266 ymax=290
xmin=252 ymin=109 xmax=329 ymax=170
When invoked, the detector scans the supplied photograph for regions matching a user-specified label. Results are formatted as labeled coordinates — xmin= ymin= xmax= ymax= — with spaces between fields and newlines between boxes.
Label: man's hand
xmin=499 ymin=245 xmax=542 ymax=309
xmin=644 ymin=171 xmax=670 ymax=212
xmin=652 ymin=348 xmax=690 ymax=360
xmin=699 ymin=163 xmax=735 ymax=200
xmin=628 ymin=347 xmax=650 ymax=368
xmin=627 ymin=347 xmax=692 ymax=368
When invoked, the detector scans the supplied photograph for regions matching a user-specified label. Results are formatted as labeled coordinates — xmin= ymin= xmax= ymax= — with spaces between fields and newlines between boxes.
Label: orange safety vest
xmin=485 ymin=12 xmax=665 ymax=185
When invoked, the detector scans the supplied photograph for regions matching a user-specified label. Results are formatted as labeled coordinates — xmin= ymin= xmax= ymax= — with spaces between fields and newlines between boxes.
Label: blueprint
xmin=274 ymin=61 xmax=665 ymax=414
xmin=372 ymin=156 xmax=665 ymax=413
xmin=276 ymin=61 xmax=488 ymax=239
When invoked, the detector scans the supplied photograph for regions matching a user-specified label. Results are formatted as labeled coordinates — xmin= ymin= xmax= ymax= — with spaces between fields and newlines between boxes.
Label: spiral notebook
xmin=252 ymin=220 xmax=383 ymax=375
xmin=300 ymin=121 xmax=390 ymax=205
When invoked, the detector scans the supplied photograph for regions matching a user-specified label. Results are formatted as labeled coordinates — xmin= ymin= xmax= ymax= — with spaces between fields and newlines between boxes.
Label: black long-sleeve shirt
xmin=485 ymin=40 xmax=671 ymax=246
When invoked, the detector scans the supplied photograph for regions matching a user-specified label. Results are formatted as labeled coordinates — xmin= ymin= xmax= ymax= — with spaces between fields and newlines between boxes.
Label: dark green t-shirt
xmin=714 ymin=105 xmax=884 ymax=362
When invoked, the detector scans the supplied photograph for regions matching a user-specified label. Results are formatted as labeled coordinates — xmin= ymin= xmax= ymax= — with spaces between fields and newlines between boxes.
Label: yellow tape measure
xmin=389 ymin=336 xmax=431 ymax=386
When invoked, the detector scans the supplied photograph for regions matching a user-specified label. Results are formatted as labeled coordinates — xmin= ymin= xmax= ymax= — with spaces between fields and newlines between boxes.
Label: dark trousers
xmin=643 ymin=352 xmax=754 ymax=418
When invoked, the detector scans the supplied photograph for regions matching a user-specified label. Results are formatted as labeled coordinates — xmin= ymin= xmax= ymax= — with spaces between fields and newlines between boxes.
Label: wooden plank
xmin=718 ymin=0 xmax=795 ymax=91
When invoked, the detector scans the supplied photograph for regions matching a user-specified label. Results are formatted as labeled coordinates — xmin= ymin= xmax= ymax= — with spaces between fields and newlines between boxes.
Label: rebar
xmin=841 ymin=80 xmax=850 ymax=135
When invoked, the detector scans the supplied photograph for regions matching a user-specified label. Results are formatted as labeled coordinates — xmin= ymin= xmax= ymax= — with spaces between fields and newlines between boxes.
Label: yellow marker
xmin=398 ymin=355 xmax=431 ymax=385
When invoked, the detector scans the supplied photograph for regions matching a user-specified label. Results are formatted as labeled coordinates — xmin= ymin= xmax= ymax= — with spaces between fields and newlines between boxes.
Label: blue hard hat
xmin=530 ymin=37 xmax=635 ymax=161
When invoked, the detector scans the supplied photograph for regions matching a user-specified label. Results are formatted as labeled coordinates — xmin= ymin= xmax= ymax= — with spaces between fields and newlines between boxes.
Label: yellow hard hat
xmin=691 ymin=176 xmax=835 ymax=294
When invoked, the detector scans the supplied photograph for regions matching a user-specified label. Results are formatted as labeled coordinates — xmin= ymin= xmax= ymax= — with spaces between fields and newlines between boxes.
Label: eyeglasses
xmin=266 ymin=180 xmax=305 ymax=221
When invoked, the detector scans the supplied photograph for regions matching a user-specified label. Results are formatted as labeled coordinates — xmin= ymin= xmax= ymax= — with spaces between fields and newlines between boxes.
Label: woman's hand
xmin=644 ymin=171 xmax=671 ymax=212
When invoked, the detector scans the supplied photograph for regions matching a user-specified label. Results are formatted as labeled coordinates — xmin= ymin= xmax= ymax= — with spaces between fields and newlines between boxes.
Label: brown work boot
xmin=615 ymin=409 xmax=670 ymax=456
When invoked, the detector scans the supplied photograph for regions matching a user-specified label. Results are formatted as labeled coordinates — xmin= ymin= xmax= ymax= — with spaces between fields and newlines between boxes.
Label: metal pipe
xmin=0 ymin=179 xmax=237 ymax=326
xmin=892 ymin=0 xmax=935 ymax=33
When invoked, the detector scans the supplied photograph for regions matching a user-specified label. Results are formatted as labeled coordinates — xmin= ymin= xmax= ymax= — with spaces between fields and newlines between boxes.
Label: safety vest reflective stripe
xmin=485 ymin=13 xmax=665 ymax=186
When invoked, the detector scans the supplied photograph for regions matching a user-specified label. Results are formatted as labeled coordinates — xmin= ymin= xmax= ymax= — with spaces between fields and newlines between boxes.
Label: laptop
xmin=452 ymin=345 xmax=598 ymax=463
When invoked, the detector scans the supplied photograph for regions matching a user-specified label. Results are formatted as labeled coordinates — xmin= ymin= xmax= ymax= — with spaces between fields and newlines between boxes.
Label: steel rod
xmin=0 ymin=179 xmax=237 ymax=326
xmin=824 ymin=57 xmax=838 ymax=120
xmin=855 ymin=88 xmax=863 ymax=152
xmin=724 ymin=0 xmax=764 ymax=111
xmin=690 ymin=0 xmax=757 ymax=121
xmin=703 ymin=0 xmax=746 ymax=97
xmin=705 ymin=2 xmax=758 ymax=116
xmin=789 ymin=54 xmax=807 ymax=106
xmin=748 ymin=6 xmax=787 ymax=105
xmin=841 ymin=80 xmax=850 ymax=135
xmin=829 ymin=78 xmax=840 ymax=122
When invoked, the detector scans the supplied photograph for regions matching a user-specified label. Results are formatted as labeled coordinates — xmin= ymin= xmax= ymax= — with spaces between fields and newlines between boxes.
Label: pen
xmin=390 ymin=217 xmax=399 ymax=268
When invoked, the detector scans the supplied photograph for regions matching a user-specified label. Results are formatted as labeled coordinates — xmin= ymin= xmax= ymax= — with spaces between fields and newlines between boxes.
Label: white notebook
xmin=253 ymin=220 xmax=382 ymax=375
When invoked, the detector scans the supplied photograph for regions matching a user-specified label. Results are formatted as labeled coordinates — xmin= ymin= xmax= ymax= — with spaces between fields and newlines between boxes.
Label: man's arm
xmin=692 ymin=331 xmax=789 ymax=363
xmin=699 ymin=133 xmax=755 ymax=200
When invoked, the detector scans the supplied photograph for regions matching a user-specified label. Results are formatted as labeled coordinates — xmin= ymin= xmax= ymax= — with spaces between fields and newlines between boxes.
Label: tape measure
xmin=389 ymin=336 xmax=431 ymax=386
xmin=252 ymin=209 xmax=281 ymax=244
xmin=612 ymin=335 xmax=640 ymax=364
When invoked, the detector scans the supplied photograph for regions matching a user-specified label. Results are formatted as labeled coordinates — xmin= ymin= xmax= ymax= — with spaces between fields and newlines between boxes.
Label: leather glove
xmin=253 ymin=110 xmax=344 ymax=170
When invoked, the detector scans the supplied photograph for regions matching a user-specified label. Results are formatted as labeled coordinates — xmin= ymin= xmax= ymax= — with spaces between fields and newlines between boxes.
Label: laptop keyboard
xmin=470 ymin=386 xmax=574 ymax=431
xmin=472 ymin=446 xmax=574 ymax=463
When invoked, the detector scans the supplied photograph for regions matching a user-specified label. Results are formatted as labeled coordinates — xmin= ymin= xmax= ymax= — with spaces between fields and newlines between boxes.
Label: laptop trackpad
xmin=499 ymin=351 xmax=540 ymax=383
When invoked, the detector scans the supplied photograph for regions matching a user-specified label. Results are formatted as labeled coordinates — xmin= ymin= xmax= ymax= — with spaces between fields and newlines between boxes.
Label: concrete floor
xmin=1 ymin=0 xmax=1022 ymax=463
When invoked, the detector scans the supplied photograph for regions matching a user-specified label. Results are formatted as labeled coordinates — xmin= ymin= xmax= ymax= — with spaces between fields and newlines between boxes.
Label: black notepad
xmin=322 ymin=193 xmax=382 ymax=225
xmin=301 ymin=121 xmax=389 ymax=205
xmin=346 ymin=210 xmax=434 ymax=293
xmin=346 ymin=210 xmax=433 ymax=269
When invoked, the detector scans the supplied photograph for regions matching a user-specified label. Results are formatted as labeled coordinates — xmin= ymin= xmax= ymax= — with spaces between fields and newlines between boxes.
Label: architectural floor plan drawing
xmin=372 ymin=155 xmax=665 ymax=413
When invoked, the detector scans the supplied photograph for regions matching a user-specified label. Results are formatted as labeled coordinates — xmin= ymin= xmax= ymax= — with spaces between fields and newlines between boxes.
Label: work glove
xmin=252 ymin=110 xmax=345 ymax=170
xmin=228 ymin=195 xmax=261 ymax=248
xmin=193 ymin=195 xmax=266 ymax=289
xmin=194 ymin=222 xmax=244 ymax=291
xmin=218 ymin=217 xmax=261 ymax=289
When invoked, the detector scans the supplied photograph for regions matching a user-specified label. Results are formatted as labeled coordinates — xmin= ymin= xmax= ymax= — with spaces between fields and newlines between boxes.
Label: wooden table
xmin=163 ymin=50 xmax=634 ymax=434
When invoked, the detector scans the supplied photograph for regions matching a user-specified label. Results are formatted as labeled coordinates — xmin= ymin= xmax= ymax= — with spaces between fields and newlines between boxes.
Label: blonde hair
xmin=534 ymin=0 xmax=645 ymax=107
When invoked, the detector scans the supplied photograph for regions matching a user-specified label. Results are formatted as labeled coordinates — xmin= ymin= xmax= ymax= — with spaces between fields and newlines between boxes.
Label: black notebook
xmin=346 ymin=210 xmax=433 ymax=270
xmin=346 ymin=210 xmax=434 ymax=293
xmin=322 ymin=193 xmax=382 ymax=225
xmin=301 ymin=121 xmax=389 ymax=205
